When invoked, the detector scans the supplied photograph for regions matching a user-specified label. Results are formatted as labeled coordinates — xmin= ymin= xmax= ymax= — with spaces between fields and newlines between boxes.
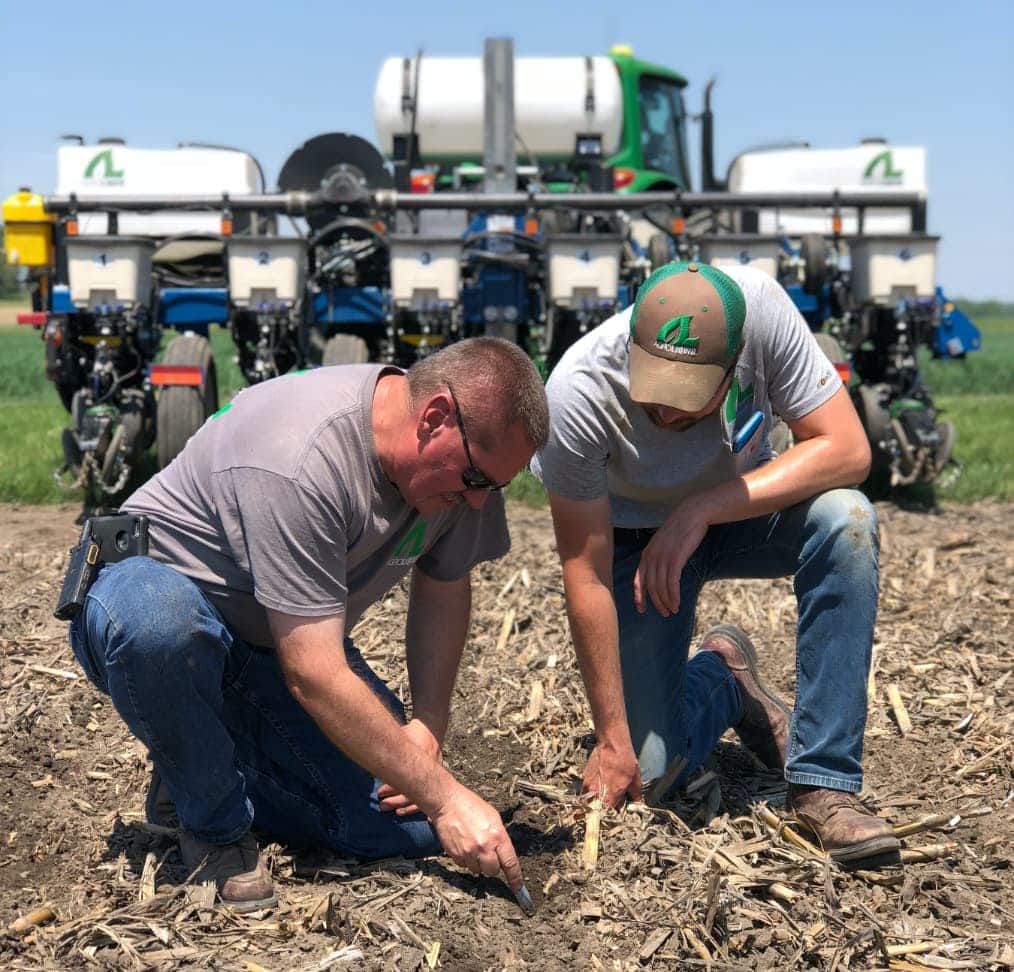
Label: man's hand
xmin=377 ymin=719 xmax=442 ymax=815
xmin=583 ymin=739 xmax=642 ymax=809
xmin=429 ymin=783 xmax=525 ymax=894
xmin=633 ymin=500 xmax=710 ymax=616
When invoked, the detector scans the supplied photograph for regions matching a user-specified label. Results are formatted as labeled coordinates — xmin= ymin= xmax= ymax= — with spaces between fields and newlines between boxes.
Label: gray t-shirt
xmin=532 ymin=265 xmax=840 ymax=528
xmin=124 ymin=365 xmax=509 ymax=646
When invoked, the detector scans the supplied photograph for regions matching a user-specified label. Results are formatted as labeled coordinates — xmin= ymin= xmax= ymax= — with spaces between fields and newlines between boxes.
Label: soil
xmin=0 ymin=500 xmax=1011 ymax=970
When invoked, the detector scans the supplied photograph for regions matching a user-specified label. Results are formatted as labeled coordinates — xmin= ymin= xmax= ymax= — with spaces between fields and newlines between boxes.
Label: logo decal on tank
xmin=83 ymin=149 xmax=125 ymax=185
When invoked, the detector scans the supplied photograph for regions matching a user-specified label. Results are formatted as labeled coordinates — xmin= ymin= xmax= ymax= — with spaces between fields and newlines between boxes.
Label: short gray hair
xmin=407 ymin=337 xmax=549 ymax=450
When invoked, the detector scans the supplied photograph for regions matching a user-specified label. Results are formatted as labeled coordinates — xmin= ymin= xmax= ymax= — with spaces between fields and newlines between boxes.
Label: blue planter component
xmin=465 ymin=213 xmax=527 ymax=236
xmin=934 ymin=287 xmax=981 ymax=359
xmin=51 ymin=285 xmax=75 ymax=314
xmin=157 ymin=289 xmax=229 ymax=336
xmin=462 ymin=264 xmax=530 ymax=327
xmin=311 ymin=287 xmax=387 ymax=325
xmin=460 ymin=212 xmax=534 ymax=327
xmin=784 ymin=283 xmax=831 ymax=332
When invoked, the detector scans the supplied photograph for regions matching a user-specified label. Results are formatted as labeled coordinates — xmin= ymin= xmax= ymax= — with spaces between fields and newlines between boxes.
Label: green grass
xmin=1 ymin=313 xmax=1012 ymax=506
xmin=920 ymin=315 xmax=1014 ymax=396
xmin=506 ymin=469 xmax=548 ymax=508
xmin=916 ymin=315 xmax=1014 ymax=503
xmin=0 ymin=399 xmax=69 ymax=502
xmin=210 ymin=326 xmax=244 ymax=402
xmin=928 ymin=393 xmax=1014 ymax=502
xmin=0 ymin=323 xmax=242 ymax=504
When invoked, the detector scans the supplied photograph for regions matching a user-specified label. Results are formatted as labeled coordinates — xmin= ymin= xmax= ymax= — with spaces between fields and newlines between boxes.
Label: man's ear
xmin=417 ymin=392 xmax=454 ymax=442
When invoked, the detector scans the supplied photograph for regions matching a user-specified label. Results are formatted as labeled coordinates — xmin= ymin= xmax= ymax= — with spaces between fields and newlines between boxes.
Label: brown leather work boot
xmin=697 ymin=624 xmax=791 ymax=771
xmin=179 ymin=831 xmax=277 ymax=913
xmin=787 ymin=784 xmax=900 ymax=863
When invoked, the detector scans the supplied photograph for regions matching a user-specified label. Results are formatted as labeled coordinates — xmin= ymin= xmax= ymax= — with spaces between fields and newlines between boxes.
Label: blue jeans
xmin=615 ymin=488 xmax=879 ymax=794
xmin=69 ymin=556 xmax=442 ymax=856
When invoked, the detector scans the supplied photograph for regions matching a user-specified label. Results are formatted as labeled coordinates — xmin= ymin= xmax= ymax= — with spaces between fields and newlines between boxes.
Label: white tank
xmin=57 ymin=144 xmax=261 ymax=237
xmin=374 ymin=56 xmax=623 ymax=162
xmin=727 ymin=144 xmax=927 ymax=235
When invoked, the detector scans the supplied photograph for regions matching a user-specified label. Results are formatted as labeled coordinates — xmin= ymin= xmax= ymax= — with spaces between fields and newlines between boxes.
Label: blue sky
xmin=3 ymin=0 xmax=1012 ymax=299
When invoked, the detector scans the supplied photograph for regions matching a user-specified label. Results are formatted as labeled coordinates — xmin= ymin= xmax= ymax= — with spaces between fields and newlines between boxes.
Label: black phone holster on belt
xmin=54 ymin=512 xmax=150 ymax=621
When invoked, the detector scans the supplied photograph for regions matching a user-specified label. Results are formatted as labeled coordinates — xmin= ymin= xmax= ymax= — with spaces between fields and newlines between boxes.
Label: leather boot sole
xmin=221 ymin=892 xmax=279 ymax=914
xmin=827 ymin=834 xmax=901 ymax=864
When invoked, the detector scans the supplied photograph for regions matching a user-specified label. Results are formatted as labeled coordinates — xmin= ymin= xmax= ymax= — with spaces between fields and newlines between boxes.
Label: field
xmin=917 ymin=315 xmax=1014 ymax=503
xmin=1 ymin=499 xmax=1011 ymax=970
xmin=0 ymin=302 xmax=1012 ymax=969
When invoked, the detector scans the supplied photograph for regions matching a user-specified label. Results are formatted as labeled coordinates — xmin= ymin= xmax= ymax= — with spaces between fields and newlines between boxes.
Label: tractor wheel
xmin=933 ymin=419 xmax=956 ymax=475
xmin=648 ymin=233 xmax=672 ymax=272
xmin=322 ymin=333 xmax=370 ymax=366
xmin=54 ymin=382 xmax=76 ymax=413
xmin=855 ymin=383 xmax=892 ymax=471
xmin=801 ymin=233 xmax=826 ymax=296
xmin=156 ymin=334 xmax=218 ymax=470
xmin=44 ymin=326 xmax=77 ymax=413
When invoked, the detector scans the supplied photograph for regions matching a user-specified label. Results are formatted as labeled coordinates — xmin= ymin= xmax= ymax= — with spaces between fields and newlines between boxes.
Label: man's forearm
xmin=696 ymin=431 xmax=868 ymax=529
xmin=405 ymin=571 xmax=471 ymax=743
xmin=289 ymin=661 xmax=460 ymax=817
xmin=695 ymin=387 xmax=871 ymax=529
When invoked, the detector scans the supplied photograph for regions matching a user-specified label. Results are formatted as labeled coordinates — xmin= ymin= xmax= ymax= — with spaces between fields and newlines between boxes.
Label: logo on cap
xmin=655 ymin=315 xmax=700 ymax=355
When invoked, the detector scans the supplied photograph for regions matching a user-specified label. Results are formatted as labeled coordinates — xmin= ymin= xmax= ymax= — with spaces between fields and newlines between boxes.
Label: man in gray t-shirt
xmin=69 ymin=337 xmax=548 ymax=911
xmin=533 ymin=262 xmax=898 ymax=864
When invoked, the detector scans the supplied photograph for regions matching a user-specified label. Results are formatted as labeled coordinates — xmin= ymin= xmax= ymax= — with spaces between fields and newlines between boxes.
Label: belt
xmin=613 ymin=526 xmax=657 ymax=546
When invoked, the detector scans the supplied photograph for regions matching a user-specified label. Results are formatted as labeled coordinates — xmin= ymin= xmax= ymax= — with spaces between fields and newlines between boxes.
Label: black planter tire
xmin=648 ymin=233 xmax=672 ymax=272
xmin=801 ymin=233 xmax=827 ymax=296
xmin=322 ymin=333 xmax=370 ymax=366
xmin=156 ymin=334 xmax=218 ymax=469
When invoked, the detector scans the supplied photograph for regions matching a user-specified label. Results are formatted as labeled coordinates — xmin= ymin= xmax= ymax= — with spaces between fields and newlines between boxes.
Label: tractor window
xmin=638 ymin=76 xmax=689 ymax=185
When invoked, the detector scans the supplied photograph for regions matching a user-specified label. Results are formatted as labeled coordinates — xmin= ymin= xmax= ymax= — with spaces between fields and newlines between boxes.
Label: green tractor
xmin=602 ymin=45 xmax=691 ymax=194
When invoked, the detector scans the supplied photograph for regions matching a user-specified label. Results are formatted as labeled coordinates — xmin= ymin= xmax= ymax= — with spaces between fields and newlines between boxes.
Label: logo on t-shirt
xmin=655 ymin=315 xmax=700 ymax=356
xmin=388 ymin=520 xmax=428 ymax=566
xmin=724 ymin=375 xmax=755 ymax=424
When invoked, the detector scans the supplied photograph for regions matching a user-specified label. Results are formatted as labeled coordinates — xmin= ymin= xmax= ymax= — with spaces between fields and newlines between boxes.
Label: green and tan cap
xmin=628 ymin=261 xmax=747 ymax=411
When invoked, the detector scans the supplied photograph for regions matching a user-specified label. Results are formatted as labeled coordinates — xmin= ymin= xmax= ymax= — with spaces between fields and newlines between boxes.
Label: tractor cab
xmin=606 ymin=46 xmax=692 ymax=192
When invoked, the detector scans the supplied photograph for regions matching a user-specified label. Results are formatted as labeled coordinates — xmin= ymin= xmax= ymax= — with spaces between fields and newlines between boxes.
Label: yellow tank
xmin=3 ymin=192 xmax=55 ymax=267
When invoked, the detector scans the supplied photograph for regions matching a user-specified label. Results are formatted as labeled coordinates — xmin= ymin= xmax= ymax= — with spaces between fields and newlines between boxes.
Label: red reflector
xmin=613 ymin=167 xmax=635 ymax=190
xmin=17 ymin=312 xmax=47 ymax=326
xmin=410 ymin=172 xmax=436 ymax=194
xmin=150 ymin=365 xmax=203 ymax=387
xmin=834 ymin=362 xmax=851 ymax=383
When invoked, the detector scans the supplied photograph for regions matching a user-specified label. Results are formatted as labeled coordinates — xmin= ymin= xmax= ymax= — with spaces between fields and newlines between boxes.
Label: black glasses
xmin=446 ymin=385 xmax=511 ymax=492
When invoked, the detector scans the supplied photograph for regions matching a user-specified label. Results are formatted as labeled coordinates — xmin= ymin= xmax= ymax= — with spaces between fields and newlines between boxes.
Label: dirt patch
xmin=0 ymin=308 xmax=30 ymax=327
xmin=0 ymin=500 xmax=1011 ymax=970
